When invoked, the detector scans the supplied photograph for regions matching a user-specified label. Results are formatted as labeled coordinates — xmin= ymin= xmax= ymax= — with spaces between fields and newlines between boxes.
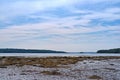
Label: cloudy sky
xmin=0 ymin=0 xmax=120 ymax=52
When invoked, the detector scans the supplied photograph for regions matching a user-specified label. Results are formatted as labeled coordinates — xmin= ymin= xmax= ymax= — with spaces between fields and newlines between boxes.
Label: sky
xmin=0 ymin=0 xmax=120 ymax=52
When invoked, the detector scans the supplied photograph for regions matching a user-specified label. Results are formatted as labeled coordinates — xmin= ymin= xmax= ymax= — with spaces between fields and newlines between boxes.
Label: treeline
xmin=97 ymin=48 xmax=120 ymax=53
xmin=0 ymin=48 xmax=66 ymax=53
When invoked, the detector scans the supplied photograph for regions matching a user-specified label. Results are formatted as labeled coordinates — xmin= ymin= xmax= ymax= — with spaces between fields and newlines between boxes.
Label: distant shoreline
xmin=0 ymin=48 xmax=66 ymax=53
xmin=97 ymin=48 xmax=120 ymax=53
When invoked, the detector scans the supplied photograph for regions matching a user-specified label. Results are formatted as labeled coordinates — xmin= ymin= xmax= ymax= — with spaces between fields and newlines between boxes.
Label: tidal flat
xmin=0 ymin=56 xmax=120 ymax=80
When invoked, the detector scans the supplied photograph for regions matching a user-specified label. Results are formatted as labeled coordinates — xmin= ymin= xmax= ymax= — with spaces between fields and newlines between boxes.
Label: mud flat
xmin=0 ymin=56 xmax=120 ymax=80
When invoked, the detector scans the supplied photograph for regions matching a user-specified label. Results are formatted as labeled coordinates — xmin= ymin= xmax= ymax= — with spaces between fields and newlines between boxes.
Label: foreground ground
xmin=0 ymin=56 xmax=120 ymax=80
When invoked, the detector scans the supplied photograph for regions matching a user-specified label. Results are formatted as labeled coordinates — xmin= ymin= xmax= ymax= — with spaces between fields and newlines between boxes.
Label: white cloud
xmin=0 ymin=0 xmax=76 ymax=20
xmin=0 ymin=14 xmax=119 ymax=43
xmin=0 ymin=0 xmax=120 ymax=51
xmin=0 ymin=0 xmax=120 ymax=21
xmin=79 ymin=8 xmax=120 ymax=21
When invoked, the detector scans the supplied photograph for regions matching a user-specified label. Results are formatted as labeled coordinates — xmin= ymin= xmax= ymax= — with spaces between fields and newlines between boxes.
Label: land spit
xmin=0 ymin=56 xmax=120 ymax=80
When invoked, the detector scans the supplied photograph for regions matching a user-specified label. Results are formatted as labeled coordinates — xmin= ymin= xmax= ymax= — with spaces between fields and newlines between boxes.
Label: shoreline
xmin=0 ymin=56 xmax=120 ymax=80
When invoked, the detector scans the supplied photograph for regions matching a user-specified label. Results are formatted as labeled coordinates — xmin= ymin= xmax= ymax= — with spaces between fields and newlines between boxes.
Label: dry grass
xmin=41 ymin=70 xmax=61 ymax=75
xmin=89 ymin=75 xmax=102 ymax=79
xmin=0 ymin=57 xmax=80 ymax=68
xmin=0 ymin=56 xmax=120 ymax=68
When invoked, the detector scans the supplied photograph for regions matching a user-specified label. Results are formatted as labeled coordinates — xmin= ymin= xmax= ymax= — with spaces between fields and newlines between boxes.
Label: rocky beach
xmin=0 ymin=56 xmax=120 ymax=80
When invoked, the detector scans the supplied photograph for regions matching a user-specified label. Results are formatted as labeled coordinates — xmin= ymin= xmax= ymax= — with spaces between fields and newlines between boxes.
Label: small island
xmin=0 ymin=48 xmax=66 ymax=53
xmin=97 ymin=48 xmax=120 ymax=53
xmin=80 ymin=52 xmax=84 ymax=53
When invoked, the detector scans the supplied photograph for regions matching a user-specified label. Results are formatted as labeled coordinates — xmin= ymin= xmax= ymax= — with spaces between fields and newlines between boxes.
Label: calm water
xmin=0 ymin=52 xmax=120 ymax=57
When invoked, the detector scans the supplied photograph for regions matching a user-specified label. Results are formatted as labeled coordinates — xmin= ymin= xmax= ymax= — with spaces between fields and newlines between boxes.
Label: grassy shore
xmin=0 ymin=56 xmax=120 ymax=80
xmin=0 ymin=56 xmax=120 ymax=68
